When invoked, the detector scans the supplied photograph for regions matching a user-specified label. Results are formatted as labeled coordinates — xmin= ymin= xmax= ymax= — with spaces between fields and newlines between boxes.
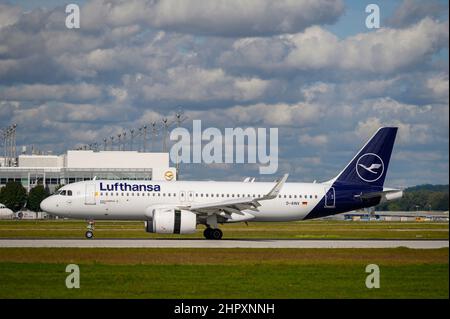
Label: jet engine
xmin=145 ymin=208 xmax=197 ymax=234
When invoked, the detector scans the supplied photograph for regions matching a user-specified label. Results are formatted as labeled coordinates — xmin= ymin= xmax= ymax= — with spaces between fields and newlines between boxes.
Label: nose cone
xmin=40 ymin=197 xmax=52 ymax=212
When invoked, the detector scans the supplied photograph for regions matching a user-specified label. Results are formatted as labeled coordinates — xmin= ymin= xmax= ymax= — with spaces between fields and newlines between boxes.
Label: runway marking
xmin=0 ymin=239 xmax=447 ymax=249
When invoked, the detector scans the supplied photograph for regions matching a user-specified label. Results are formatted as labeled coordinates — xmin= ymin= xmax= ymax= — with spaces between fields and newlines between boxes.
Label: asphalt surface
xmin=0 ymin=239 xmax=448 ymax=249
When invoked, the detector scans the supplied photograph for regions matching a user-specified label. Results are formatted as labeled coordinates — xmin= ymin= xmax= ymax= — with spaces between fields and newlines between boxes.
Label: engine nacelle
xmin=145 ymin=209 xmax=197 ymax=234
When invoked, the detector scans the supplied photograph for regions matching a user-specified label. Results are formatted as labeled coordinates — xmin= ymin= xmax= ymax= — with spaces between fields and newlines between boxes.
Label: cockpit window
xmin=67 ymin=190 xmax=72 ymax=196
xmin=60 ymin=190 xmax=67 ymax=195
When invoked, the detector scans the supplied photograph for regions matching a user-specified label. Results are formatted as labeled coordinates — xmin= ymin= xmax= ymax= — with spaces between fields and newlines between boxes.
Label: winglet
xmin=262 ymin=174 xmax=288 ymax=200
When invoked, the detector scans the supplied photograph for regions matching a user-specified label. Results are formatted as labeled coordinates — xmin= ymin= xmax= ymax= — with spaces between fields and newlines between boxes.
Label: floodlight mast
xmin=174 ymin=109 xmax=188 ymax=179
xmin=151 ymin=122 xmax=158 ymax=152
xmin=142 ymin=125 xmax=148 ymax=152
xmin=1 ymin=124 xmax=18 ymax=167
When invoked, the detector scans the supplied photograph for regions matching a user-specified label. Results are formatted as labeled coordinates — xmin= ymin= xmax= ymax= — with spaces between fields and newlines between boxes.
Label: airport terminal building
xmin=0 ymin=150 xmax=176 ymax=192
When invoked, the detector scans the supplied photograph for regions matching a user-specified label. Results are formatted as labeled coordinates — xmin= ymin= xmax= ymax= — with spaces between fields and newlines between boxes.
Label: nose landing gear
xmin=85 ymin=220 xmax=95 ymax=239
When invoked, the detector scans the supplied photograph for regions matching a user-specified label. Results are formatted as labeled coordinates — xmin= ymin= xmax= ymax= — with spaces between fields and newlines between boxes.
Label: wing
xmin=178 ymin=174 xmax=289 ymax=217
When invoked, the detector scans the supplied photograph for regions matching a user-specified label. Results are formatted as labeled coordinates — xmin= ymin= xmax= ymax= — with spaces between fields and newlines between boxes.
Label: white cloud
xmin=299 ymin=134 xmax=328 ymax=146
xmin=135 ymin=66 xmax=271 ymax=102
xmin=221 ymin=18 xmax=449 ymax=74
xmin=80 ymin=0 xmax=345 ymax=36
xmin=1 ymin=83 xmax=103 ymax=102
xmin=0 ymin=4 xmax=21 ymax=29
xmin=387 ymin=0 xmax=448 ymax=28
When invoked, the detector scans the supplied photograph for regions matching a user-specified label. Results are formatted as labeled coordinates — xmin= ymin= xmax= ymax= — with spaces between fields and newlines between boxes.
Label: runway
xmin=0 ymin=239 xmax=448 ymax=249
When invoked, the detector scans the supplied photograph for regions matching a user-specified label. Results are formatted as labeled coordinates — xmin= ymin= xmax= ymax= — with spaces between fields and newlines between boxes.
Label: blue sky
xmin=0 ymin=0 xmax=448 ymax=186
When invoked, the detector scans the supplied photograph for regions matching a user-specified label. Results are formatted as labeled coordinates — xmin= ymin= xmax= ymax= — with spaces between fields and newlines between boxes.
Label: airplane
xmin=0 ymin=203 xmax=14 ymax=219
xmin=40 ymin=127 xmax=403 ymax=239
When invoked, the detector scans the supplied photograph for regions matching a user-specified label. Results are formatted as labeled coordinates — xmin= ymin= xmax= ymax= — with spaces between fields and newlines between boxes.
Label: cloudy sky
xmin=0 ymin=0 xmax=448 ymax=186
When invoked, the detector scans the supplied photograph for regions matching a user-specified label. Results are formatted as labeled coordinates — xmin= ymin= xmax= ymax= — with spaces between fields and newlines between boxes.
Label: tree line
xmin=377 ymin=184 xmax=449 ymax=211
xmin=0 ymin=181 xmax=50 ymax=212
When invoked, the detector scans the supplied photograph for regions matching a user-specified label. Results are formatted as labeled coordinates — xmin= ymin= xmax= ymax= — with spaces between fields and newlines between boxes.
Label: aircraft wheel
xmin=211 ymin=228 xmax=223 ymax=240
xmin=85 ymin=230 xmax=94 ymax=239
xmin=203 ymin=228 xmax=212 ymax=239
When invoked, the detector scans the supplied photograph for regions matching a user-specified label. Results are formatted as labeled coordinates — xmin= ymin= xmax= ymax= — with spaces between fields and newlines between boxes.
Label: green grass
xmin=0 ymin=220 xmax=448 ymax=239
xmin=0 ymin=248 xmax=447 ymax=298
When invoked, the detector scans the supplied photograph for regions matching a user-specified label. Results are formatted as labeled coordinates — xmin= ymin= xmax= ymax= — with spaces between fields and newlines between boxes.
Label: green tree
xmin=27 ymin=185 xmax=50 ymax=212
xmin=0 ymin=181 xmax=27 ymax=212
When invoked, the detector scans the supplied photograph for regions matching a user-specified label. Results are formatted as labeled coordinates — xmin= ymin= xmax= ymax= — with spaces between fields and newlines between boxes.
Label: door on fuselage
xmin=85 ymin=183 xmax=96 ymax=205
xmin=324 ymin=187 xmax=335 ymax=208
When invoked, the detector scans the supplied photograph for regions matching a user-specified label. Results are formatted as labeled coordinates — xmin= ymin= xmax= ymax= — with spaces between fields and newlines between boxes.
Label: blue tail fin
xmin=332 ymin=127 xmax=398 ymax=188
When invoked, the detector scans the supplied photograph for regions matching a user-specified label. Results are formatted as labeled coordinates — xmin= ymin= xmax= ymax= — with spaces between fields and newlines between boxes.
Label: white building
xmin=0 ymin=150 xmax=176 ymax=192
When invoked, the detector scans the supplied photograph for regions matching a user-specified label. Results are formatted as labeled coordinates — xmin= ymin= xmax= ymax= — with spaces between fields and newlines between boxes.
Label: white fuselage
xmin=41 ymin=180 xmax=331 ymax=222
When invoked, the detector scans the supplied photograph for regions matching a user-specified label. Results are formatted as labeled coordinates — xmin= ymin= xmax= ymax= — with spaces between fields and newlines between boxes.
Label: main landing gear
xmin=85 ymin=220 xmax=95 ymax=239
xmin=204 ymin=215 xmax=223 ymax=240
xmin=203 ymin=227 xmax=223 ymax=240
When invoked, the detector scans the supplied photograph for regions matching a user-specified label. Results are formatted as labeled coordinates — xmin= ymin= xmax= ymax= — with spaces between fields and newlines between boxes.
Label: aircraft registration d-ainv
xmin=41 ymin=127 xmax=402 ymax=239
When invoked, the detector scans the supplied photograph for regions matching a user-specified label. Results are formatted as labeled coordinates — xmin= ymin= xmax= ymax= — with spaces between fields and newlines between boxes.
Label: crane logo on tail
xmin=356 ymin=153 xmax=384 ymax=182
